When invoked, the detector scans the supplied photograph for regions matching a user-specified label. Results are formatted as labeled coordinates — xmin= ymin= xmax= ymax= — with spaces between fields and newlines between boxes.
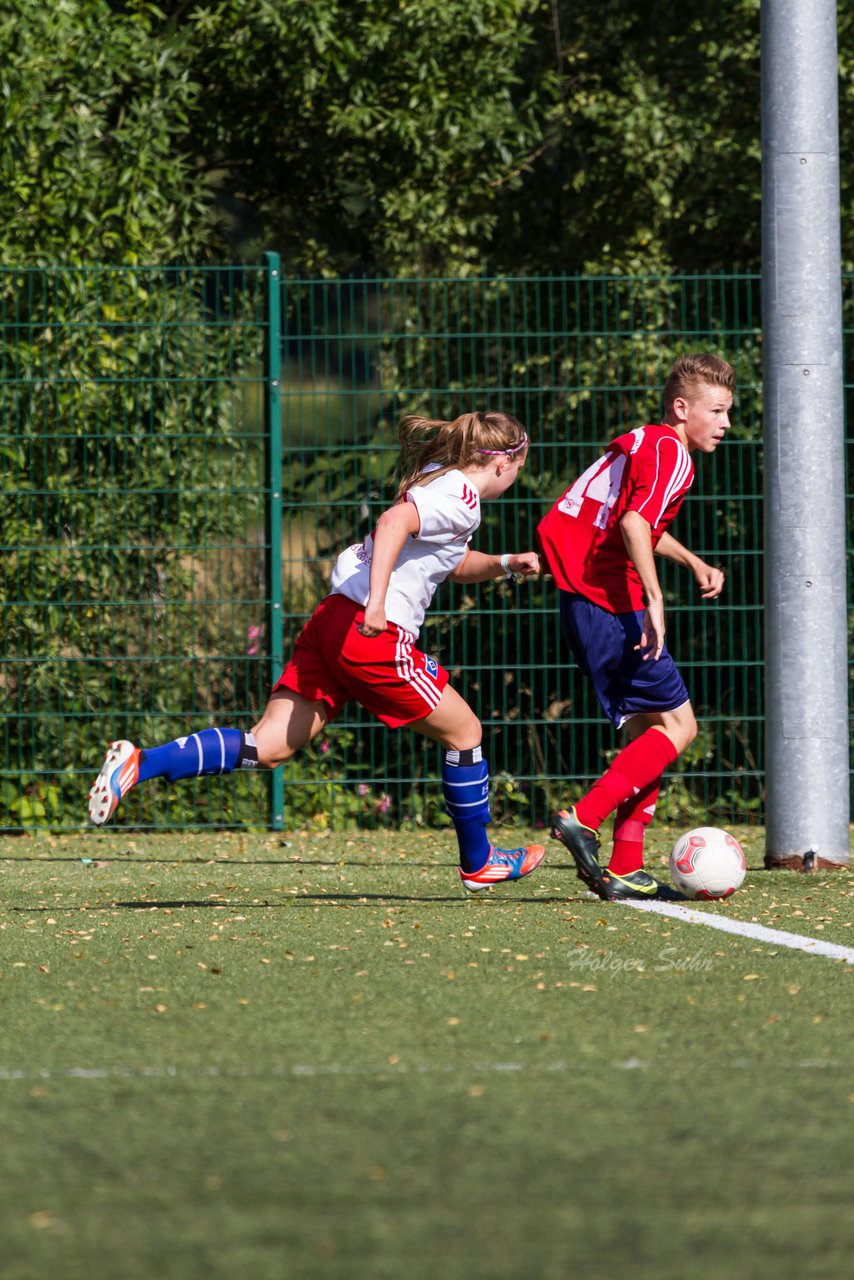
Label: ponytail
xmin=394 ymin=410 xmax=527 ymax=499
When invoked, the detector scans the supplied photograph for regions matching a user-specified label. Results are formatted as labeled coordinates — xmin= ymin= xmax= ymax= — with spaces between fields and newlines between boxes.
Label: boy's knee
xmin=673 ymin=712 xmax=698 ymax=754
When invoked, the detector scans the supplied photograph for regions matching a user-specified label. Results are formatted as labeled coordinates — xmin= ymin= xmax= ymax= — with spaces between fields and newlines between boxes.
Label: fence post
xmin=263 ymin=252 xmax=284 ymax=830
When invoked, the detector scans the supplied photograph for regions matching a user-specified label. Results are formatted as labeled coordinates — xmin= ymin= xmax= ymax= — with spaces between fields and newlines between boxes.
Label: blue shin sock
xmin=442 ymin=748 xmax=490 ymax=873
xmin=137 ymin=729 xmax=259 ymax=783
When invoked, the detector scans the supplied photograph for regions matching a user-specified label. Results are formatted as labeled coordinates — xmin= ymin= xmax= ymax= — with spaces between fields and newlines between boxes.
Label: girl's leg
xmin=250 ymin=689 xmax=330 ymax=766
xmin=412 ymin=685 xmax=544 ymax=889
xmin=88 ymin=689 xmax=328 ymax=825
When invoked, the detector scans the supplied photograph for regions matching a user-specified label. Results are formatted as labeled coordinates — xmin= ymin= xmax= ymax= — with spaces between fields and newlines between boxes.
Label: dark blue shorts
xmin=559 ymin=592 xmax=691 ymax=729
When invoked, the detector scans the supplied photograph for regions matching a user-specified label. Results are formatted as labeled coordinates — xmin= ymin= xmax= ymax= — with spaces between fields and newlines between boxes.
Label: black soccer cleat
xmin=600 ymin=867 xmax=688 ymax=902
xmin=550 ymin=806 xmax=609 ymax=898
xmin=600 ymin=868 xmax=664 ymax=900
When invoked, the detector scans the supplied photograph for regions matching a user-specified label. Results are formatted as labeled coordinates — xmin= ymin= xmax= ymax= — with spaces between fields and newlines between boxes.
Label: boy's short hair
xmin=663 ymin=353 xmax=736 ymax=413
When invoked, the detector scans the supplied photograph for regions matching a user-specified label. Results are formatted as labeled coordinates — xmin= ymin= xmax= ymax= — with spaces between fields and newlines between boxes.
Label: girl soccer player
xmin=89 ymin=410 xmax=545 ymax=891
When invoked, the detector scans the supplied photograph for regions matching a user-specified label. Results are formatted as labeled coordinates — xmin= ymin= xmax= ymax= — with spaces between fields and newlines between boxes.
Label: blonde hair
xmin=663 ymin=353 xmax=736 ymax=414
xmin=394 ymin=410 xmax=528 ymax=500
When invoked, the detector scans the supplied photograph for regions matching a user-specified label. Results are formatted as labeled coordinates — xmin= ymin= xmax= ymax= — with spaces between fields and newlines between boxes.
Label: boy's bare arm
xmin=620 ymin=510 xmax=666 ymax=660
xmin=655 ymin=531 xmax=725 ymax=599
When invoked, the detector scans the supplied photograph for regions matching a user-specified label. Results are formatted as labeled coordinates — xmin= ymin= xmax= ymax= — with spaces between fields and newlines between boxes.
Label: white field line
xmin=625 ymin=898 xmax=854 ymax=963
xmin=0 ymin=1058 xmax=847 ymax=1082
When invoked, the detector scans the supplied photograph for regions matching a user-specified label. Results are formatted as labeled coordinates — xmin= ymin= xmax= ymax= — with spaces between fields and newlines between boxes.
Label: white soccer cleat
xmin=88 ymin=740 xmax=141 ymax=826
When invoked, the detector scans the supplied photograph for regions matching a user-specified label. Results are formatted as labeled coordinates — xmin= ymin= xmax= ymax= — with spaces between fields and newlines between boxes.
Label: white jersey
xmin=329 ymin=468 xmax=481 ymax=638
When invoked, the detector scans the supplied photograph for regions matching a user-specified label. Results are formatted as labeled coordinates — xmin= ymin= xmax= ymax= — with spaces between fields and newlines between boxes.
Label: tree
xmin=183 ymin=0 xmax=765 ymax=275
xmin=491 ymin=0 xmax=762 ymax=274
xmin=3 ymin=0 xmax=831 ymax=277
xmin=0 ymin=0 xmax=214 ymax=264
xmin=185 ymin=0 xmax=543 ymax=274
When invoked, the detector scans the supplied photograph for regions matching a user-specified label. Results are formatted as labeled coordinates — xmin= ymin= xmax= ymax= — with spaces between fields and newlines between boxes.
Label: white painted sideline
xmin=625 ymin=898 xmax=854 ymax=964
xmin=0 ymin=1057 xmax=846 ymax=1082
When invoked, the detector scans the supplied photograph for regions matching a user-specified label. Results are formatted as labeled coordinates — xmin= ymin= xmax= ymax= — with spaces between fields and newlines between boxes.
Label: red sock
xmin=575 ymin=728 xmax=678 ymax=832
xmin=608 ymin=781 xmax=661 ymax=875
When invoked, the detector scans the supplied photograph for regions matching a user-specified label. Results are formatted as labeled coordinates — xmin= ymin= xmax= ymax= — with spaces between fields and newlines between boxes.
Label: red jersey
xmin=537 ymin=424 xmax=693 ymax=613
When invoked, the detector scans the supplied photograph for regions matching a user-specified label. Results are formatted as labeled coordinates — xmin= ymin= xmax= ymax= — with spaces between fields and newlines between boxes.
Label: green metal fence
xmin=1 ymin=265 xmax=784 ymax=831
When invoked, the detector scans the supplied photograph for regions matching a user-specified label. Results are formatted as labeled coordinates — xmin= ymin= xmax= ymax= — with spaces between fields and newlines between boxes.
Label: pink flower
xmin=358 ymin=784 xmax=369 ymax=796
xmin=247 ymin=624 xmax=264 ymax=656
xmin=319 ymin=741 xmax=330 ymax=754
xmin=378 ymin=793 xmax=392 ymax=815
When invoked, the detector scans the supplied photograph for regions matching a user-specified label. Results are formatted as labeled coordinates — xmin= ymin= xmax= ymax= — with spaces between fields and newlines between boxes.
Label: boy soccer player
xmin=538 ymin=353 xmax=735 ymax=900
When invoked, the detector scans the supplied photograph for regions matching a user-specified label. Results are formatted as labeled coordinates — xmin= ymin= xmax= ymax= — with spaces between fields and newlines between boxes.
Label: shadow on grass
xmin=1 ymin=856 xmax=566 ymax=869
xmin=11 ymin=885 xmax=593 ymax=910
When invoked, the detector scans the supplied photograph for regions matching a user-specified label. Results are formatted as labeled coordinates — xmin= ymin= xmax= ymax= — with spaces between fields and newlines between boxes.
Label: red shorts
xmin=273 ymin=594 xmax=449 ymax=729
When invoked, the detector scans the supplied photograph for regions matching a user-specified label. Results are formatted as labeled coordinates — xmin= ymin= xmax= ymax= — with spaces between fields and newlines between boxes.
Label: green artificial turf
xmin=2 ymin=828 xmax=853 ymax=1280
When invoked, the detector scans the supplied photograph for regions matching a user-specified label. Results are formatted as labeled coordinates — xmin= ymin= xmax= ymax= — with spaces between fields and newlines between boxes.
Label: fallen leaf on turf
xmin=29 ymin=1212 xmax=59 ymax=1230
xmin=742 ymin=974 xmax=760 ymax=981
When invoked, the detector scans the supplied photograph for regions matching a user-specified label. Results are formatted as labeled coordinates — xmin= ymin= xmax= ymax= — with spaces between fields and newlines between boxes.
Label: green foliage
xmin=8 ymin=0 xmax=854 ymax=275
xmin=280 ymin=732 xmax=397 ymax=831
xmin=0 ymin=264 xmax=267 ymax=830
xmin=496 ymin=0 xmax=763 ymax=273
xmin=185 ymin=0 xmax=542 ymax=273
xmin=0 ymin=0 xmax=214 ymax=264
xmin=183 ymin=0 xmax=768 ymax=274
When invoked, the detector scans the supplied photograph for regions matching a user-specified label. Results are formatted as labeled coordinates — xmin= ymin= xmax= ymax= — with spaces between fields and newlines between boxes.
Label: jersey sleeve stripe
xmin=636 ymin=438 xmax=692 ymax=526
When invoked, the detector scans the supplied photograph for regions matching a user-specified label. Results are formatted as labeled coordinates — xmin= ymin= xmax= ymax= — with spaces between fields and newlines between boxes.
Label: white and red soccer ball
xmin=669 ymin=827 xmax=746 ymax=900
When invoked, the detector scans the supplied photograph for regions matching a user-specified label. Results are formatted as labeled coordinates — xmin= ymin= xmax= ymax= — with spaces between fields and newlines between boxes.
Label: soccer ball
xmin=669 ymin=827 xmax=746 ymax=900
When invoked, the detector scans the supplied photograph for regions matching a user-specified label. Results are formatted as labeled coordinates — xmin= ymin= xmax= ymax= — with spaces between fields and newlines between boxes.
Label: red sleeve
xmin=623 ymin=434 xmax=693 ymax=533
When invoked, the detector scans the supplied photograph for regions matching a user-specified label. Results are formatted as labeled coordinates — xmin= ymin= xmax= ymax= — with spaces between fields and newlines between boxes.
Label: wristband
xmin=500 ymin=553 xmax=513 ymax=579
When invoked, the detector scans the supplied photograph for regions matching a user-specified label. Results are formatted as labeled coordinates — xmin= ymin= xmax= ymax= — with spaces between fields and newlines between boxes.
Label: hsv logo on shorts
xmin=425 ymin=656 xmax=439 ymax=679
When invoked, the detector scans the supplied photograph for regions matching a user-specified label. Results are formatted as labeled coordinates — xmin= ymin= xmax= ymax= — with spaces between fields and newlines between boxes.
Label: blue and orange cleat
xmin=88 ymin=740 xmax=141 ymax=826
xmin=459 ymin=844 xmax=545 ymax=892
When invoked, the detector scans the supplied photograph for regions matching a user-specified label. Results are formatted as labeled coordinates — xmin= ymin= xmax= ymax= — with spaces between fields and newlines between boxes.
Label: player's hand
xmin=357 ymin=603 xmax=387 ymax=637
xmin=504 ymin=551 xmax=540 ymax=581
xmin=636 ymin=600 xmax=665 ymax=661
xmin=695 ymin=561 xmax=725 ymax=600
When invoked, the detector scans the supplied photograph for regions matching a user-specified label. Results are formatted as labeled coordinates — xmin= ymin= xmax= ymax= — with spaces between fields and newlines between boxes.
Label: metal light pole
xmin=762 ymin=0 xmax=850 ymax=869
